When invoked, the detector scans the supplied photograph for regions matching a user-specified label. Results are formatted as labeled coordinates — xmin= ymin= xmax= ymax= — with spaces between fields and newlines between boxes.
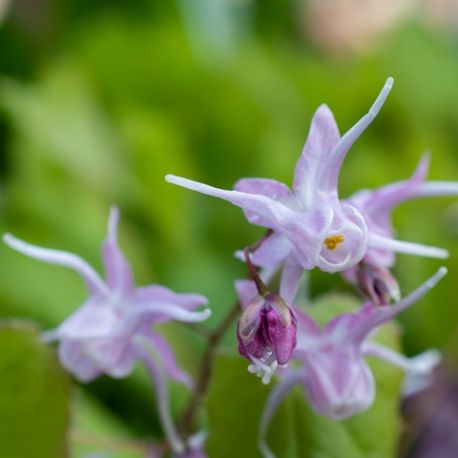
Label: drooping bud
xmin=356 ymin=262 xmax=400 ymax=306
xmin=237 ymin=292 xmax=297 ymax=384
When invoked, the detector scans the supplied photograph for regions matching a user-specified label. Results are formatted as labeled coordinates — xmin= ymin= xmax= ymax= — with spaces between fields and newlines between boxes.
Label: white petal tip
xmin=165 ymin=174 xmax=178 ymax=184
xmin=430 ymin=266 xmax=448 ymax=287
xmin=386 ymin=77 xmax=394 ymax=88
xmin=438 ymin=266 xmax=448 ymax=277
xmin=201 ymin=309 xmax=212 ymax=320
xmin=3 ymin=233 xmax=15 ymax=245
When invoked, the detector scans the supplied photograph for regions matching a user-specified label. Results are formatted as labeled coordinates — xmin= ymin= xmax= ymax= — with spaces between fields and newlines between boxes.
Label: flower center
xmin=324 ymin=234 xmax=345 ymax=251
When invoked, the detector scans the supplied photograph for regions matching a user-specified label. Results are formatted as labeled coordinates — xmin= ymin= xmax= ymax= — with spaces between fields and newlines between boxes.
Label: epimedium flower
xmin=258 ymin=267 xmax=446 ymax=458
xmin=166 ymin=78 xmax=452 ymax=309
xmin=3 ymin=206 xmax=211 ymax=455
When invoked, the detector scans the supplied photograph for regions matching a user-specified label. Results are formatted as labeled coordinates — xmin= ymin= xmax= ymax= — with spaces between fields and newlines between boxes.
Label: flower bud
xmin=237 ymin=292 xmax=297 ymax=384
xmin=356 ymin=262 xmax=400 ymax=305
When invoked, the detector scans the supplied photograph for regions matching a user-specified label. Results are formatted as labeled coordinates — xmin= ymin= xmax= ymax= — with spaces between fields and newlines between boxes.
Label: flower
xmin=3 ymin=207 xmax=211 ymax=455
xmin=258 ymin=267 xmax=446 ymax=458
xmin=236 ymin=282 xmax=297 ymax=384
xmin=166 ymin=78 xmax=450 ymax=300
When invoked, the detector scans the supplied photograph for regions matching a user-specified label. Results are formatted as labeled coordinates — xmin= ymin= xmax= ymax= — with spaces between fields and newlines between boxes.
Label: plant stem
xmin=178 ymin=230 xmax=272 ymax=444
xmin=179 ymin=300 xmax=241 ymax=439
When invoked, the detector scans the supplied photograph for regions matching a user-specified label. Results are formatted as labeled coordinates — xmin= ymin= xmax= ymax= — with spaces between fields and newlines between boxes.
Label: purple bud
xmin=356 ymin=262 xmax=400 ymax=305
xmin=237 ymin=292 xmax=297 ymax=384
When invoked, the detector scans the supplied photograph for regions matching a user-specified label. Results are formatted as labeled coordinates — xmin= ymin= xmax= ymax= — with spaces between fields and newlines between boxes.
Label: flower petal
xmin=167 ymin=175 xmax=335 ymax=270
xmin=279 ymin=254 xmax=303 ymax=304
xmin=321 ymin=78 xmax=393 ymax=195
xmin=350 ymin=267 xmax=447 ymax=341
xmin=58 ymin=301 xmax=120 ymax=339
xmin=3 ymin=233 xmax=107 ymax=295
xmin=131 ymin=285 xmax=208 ymax=310
xmin=144 ymin=332 xmax=193 ymax=387
xmin=417 ymin=181 xmax=458 ymax=197
xmin=293 ymin=104 xmax=341 ymax=207
xmin=300 ymin=346 xmax=375 ymax=419
xmin=363 ymin=342 xmax=441 ymax=396
xmin=266 ymin=306 xmax=297 ymax=365
xmin=234 ymin=178 xmax=295 ymax=226
xmin=235 ymin=232 xmax=292 ymax=268
xmin=135 ymin=339 xmax=185 ymax=455
xmin=58 ymin=339 xmax=102 ymax=382
xmin=125 ymin=303 xmax=211 ymax=332
xmin=102 ymin=206 xmax=134 ymax=293
xmin=357 ymin=153 xmax=429 ymax=218
xmin=85 ymin=335 xmax=136 ymax=378
xmin=368 ymin=233 xmax=449 ymax=260
xmin=166 ymin=174 xmax=294 ymax=231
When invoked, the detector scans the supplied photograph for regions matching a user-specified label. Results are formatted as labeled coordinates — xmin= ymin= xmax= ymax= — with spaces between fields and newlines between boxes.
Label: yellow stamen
xmin=324 ymin=234 xmax=345 ymax=251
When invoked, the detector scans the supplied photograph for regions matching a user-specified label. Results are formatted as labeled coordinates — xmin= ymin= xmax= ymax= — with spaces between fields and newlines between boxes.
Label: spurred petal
xmin=58 ymin=339 xmax=102 ymax=382
xmin=368 ymin=233 xmax=449 ymax=260
xmin=363 ymin=342 xmax=441 ymax=374
xmin=293 ymin=104 xmax=341 ymax=207
xmin=356 ymin=153 xmax=430 ymax=219
xmin=3 ymin=233 xmax=107 ymax=295
xmin=417 ymin=181 xmax=458 ymax=197
xmin=321 ymin=78 xmax=393 ymax=196
xmin=145 ymin=332 xmax=193 ymax=387
xmin=363 ymin=342 xmax=441 ymax=396
xmin=125 ymin=303 xmax=211 ymax=331
xmin=135 ymin=339 xmax=185 ymax=455
xmin=166 ymin=175 xmax=292 ymax=231
xmin=131 ymin=285 xmax=208 ymax=310
xmin=234 ymin=178 xmax=295 ymax=227
xmin=102 ymin=206 xmax=134 ymax=293
xmin=350 ymin=267 xmax=447 ymax=342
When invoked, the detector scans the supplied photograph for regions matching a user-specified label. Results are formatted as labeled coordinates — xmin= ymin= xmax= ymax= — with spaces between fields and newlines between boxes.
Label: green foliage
xmin=205 ymin=294 xmax=403 ymax=458
xmin=0 ymin=321 xmax=71 ymax=458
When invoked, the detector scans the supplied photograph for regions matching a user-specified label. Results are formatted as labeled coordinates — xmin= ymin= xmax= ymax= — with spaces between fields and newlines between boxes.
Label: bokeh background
xmin=1 ymin=0 xmax=458 ymax=457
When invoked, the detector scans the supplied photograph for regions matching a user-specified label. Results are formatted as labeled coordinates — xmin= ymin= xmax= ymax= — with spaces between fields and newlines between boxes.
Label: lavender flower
xmin=236 ymin=284 xmax=297 ymax=384
xmin=166 ymin=78 xmax=451 ymax=303
xmin=258 ymin=267 xmax=446 ymax=458
xmin=3 ymin=207 xmax=211 ymax=455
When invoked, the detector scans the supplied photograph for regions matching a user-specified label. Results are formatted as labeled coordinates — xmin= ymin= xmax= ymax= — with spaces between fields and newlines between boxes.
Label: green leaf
xmin=205 ymin=293 xmax=403 ymax=458
xmin=0 ymin=320 xmax=71 ymax=458
xmin=71 ymin=391 xmax=147 ymax=458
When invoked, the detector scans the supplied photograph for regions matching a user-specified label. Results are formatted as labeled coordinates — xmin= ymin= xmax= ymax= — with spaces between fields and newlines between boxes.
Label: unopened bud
xmin=237 ymin=292 xmax=297 ymax=384
xmin=356 ymin=263 xmax=400 ymax=306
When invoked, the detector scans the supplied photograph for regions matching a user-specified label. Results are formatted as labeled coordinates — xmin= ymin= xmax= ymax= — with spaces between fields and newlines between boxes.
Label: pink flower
xmin=4 ymin=207 xmax=211 ymax=455
xmin=259 ymin=267 xmax=445 ymax=457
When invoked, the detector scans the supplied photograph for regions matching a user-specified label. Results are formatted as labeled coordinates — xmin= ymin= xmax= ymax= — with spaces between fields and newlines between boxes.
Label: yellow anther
xmin=324 ymin=234 xmax=345 ymax=251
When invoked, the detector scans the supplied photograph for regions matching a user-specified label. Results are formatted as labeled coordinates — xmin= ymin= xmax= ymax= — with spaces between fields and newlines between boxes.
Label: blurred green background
xmin=1 ymin=0 xmax=458 ymax=457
